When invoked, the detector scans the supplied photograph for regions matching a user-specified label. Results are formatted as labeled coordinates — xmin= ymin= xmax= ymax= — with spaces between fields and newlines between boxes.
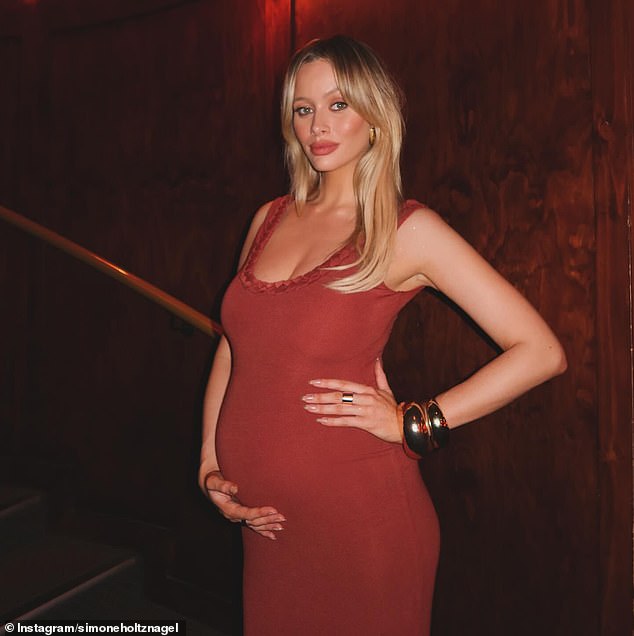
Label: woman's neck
xmin=311 ymin=166 xmax=356 ymax=211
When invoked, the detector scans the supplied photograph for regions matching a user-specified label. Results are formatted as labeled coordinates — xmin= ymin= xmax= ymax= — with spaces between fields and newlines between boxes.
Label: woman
xmin=199 ymin=35 xmax=566 ymax=635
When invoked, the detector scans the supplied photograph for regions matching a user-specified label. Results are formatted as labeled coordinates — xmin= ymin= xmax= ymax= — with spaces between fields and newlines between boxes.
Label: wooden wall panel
xmin=0 ymin=228 xmax=34 ymax=450
xmin=0 ymin=16 xmax=25 ymax=443
xmin=0 ymin=36 xmax=20 ymax=208
xmin=39 ymin=0 xmax=285 ymax=308
xmin=296 ymin=1 xmax=598 ymax=635
xmin=588 ymin=0 xmax=634 ymax=632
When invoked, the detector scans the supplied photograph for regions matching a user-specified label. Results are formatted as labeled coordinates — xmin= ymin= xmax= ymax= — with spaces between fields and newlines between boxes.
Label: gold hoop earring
xmin=369 ymin=126 xmax=376 ymax=147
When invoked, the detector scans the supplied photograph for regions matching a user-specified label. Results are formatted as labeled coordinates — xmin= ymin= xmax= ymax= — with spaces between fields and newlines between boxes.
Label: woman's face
xmin=292 ymin=59 xmax=370 ymax=176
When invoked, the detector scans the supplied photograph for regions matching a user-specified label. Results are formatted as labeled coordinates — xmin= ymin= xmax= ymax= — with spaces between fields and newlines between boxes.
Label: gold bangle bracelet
xmin=401 ymin=399 xmax=449 ymax=459
xmin=401 ymin=402 xmax=434 ymax=459
xmin=425 ymin=399 xmax=449 ymax=450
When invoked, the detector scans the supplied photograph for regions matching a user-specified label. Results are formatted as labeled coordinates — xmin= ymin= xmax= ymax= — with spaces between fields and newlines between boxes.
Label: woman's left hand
xmin=302 ymin=358 xmax=402 ymax=443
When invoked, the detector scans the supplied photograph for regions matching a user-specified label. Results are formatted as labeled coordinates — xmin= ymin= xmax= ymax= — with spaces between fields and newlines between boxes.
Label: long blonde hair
xmin=281 ymin=36 xmax=405 ymax=292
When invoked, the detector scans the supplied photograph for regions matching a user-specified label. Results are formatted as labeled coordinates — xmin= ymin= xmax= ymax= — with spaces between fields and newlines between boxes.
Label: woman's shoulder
xmin=392 ymin=201 xmax=465 ymax=284
xmin=398 ymin=198 xmax=443 ymax=229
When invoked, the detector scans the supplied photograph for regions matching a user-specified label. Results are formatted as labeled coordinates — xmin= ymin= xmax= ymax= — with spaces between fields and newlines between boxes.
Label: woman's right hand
xmin=201 ymin=470 xmax=286 ymax=541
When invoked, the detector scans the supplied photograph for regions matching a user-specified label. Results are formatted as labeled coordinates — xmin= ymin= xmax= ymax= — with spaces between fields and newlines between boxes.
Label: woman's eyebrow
xmin=293 ymin=87 xmax=342 ymax=103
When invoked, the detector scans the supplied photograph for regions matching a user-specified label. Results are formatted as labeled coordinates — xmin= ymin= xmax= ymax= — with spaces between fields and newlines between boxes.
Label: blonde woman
xmin=199 ymin=35 xmax=566 ymax=635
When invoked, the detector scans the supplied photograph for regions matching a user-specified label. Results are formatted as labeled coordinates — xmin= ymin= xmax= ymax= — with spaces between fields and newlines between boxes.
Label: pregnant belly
xmin=216 ymin=390 xmax=404 ymax=518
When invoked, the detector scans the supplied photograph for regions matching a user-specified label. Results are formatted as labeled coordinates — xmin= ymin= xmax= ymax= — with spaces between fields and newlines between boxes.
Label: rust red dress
xmin=216 ymin=196 xmax=440 ymax=635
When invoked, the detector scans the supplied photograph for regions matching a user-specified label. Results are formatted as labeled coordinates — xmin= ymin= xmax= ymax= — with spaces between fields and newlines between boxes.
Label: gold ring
xmin=342 ymin=392 xmax=354 ymax=403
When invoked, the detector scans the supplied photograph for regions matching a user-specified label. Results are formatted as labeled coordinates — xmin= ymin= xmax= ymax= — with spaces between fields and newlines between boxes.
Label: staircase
xmin=0 ymin=480 xmax=228 ymax=635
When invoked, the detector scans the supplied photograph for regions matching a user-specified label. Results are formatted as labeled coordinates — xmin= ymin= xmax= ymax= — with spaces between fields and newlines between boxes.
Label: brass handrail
xmin=0 ymin=205 xmax=222 ymax=338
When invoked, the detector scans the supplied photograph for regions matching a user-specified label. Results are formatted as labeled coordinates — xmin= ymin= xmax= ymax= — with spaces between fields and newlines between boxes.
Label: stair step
xmin=39 ymin=579 xmax=222 ymax=635
xmin=0 ymin=485 xmax=42 ymax=509
xmin=0 ymin=534 xmax=136 ymax=622
xmin=0 ymin=469 xmax=229 ymax=635
xmin=0 ymin=486 xmax=48 ymax=554
xmin=6 ymin=553 xmax=225 ymax=634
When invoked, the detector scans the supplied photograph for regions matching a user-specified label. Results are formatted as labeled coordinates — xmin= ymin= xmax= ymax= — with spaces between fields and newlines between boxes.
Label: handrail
xmin=0 ymin=205 xmax=223 ymax=338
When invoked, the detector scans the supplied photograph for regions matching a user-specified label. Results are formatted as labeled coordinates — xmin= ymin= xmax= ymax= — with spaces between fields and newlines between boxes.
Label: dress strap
xmin=398 ymin=199 xmax=427 ymax=228
xmin=242 ymin=195 xmax=290 ymax=267
xmin=254 ymin=195 xmax=291 ymax=247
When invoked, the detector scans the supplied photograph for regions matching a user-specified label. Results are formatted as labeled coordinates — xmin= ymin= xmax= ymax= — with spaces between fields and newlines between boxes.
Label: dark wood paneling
xmin=0 ymin=35 xmax=20 ymax=208
xmin=0 ymin=10 xmax=30 ymax=453
xmin=589 ymin=0 xmax=634 ymax=632
xmin=0 ymin=227 xmax=33 ymax=449
xmin=39 ymin=0 xmax=286 ymax=308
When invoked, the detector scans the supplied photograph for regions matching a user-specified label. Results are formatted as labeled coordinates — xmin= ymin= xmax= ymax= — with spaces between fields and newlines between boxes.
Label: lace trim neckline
xmin=239 ymin=196 xmax=354 ymax=293
xmin=239 ymin=196 xmax=422 ymax=293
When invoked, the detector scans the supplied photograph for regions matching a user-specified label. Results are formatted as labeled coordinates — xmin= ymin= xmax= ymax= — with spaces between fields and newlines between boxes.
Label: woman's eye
xmin=294 ymin=106 xmax=312 ymax=116
xmin=331 ymin=101 xmax=348 ymax=111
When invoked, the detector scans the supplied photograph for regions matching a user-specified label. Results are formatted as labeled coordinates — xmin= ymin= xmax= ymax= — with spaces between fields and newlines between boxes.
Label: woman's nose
xmin=311 ymin=113 xmax=330 ymax=136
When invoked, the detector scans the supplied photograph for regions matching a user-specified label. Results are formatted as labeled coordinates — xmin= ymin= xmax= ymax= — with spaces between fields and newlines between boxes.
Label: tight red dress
xmin=216 ymin=196 xmax=440 ymax=635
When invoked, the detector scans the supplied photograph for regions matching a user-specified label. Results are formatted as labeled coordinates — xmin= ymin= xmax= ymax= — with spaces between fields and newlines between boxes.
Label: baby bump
xmin=218 ymin=400 xmax=435 ymax=530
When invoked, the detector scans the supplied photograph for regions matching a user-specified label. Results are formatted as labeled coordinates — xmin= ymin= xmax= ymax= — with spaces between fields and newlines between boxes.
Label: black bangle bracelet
xmin=401 ymin=400 xmax=449 ymax=459
xmin=425 ymin=399 xmax=449 ymax=450
xmin=401 ymin=402 xmax=434 ymax=459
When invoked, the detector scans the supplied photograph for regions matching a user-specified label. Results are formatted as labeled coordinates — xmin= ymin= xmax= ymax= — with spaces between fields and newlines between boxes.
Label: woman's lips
xmin=309 ymin=142 xmax=339 ymax=156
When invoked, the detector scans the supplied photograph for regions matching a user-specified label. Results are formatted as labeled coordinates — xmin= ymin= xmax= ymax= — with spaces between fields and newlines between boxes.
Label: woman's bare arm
xmin=303 ymin=207 xmax=567 ymax=439
xmin=198 ymin=334 xmax=232 ymax=484
xmin=198 ymin=201 xmax=286 ymax=540
xmin=198 ymin=200 xmax=272 ymax=484
xmin=397 ymin=207 xmax=567 ymax=428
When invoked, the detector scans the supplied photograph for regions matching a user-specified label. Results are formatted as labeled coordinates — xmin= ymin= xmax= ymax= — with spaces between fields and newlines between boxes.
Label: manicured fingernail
xmin=316 ymin=417 xmax=328 ymax=424
xmin=304 ymin=404 xmax=318 ymax=412
xmin=273 ymin=525 xmax=284 ymax=531
xmin=309 ymin=379 xmax=322 ymax=385
xmin=302 ymin=394 xmax=315 ymax=402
